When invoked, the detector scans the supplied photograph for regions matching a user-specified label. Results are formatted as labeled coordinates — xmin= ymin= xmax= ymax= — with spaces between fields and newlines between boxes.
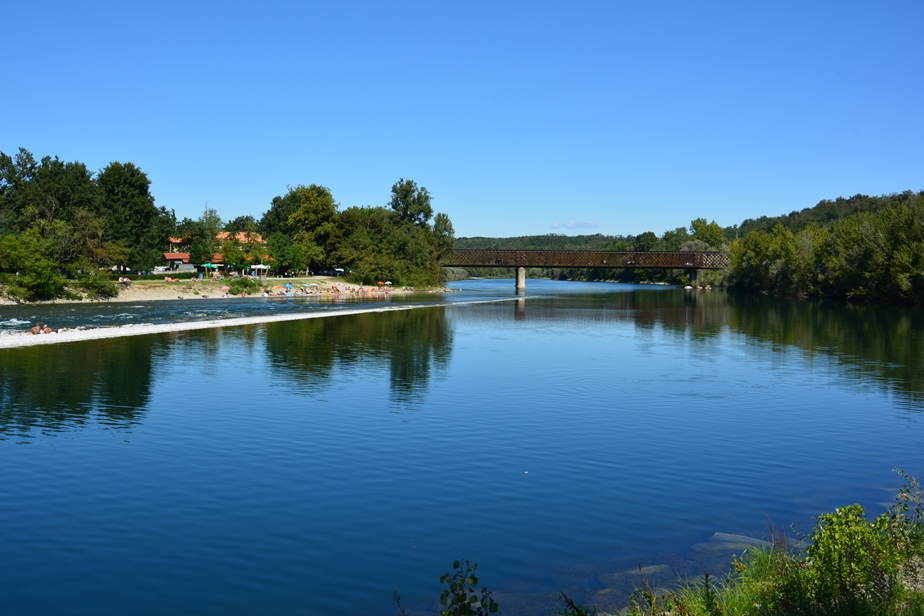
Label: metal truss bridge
xmin=441 ymin=249 xmax=730 ymax=289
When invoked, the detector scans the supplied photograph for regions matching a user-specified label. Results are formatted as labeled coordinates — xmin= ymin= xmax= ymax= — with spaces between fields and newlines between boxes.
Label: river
xmin=1 ymin=279 xmax=922 ymax=614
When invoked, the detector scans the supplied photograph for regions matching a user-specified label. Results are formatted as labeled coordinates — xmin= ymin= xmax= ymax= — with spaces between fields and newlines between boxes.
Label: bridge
xmin=442 ymin=249 xmax=730 ymax=289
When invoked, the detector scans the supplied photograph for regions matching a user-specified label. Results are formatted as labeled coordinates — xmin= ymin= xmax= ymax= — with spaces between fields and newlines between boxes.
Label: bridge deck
xmin=442 ymin=249 xmax=729 ymax=269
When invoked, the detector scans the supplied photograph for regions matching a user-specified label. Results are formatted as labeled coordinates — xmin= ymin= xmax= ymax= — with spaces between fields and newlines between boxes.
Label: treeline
xmin=0 ymin=147 xmax=455 ymax=300
xmin=456 ymin=217 xmax=727 ymax=253
xmin=729 ymin=194 xmax=924 ymax=303
xmin=251 ymin=180 xmax=454 ymax=287
xmin=0 ymin=148 xmax=174 ymax=300
xmin=734 ymin=190 xmax=924 ymax=237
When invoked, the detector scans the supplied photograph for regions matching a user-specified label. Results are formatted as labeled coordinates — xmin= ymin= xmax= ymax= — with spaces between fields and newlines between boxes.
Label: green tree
xmin=219 ymin=237 xmax=248 ymax=274
xmin=96 ymin=161 xmax=172 ymax=270
xmin=634 ymin=231 xmax=657 ymax=252
xmin=0 ymin=228 xmax=71 ymax=301
xmin=690 ymin=217 xmax=726 ymax=249
xmin=0 ymin=148 xmax=39 ymax=232
xmin=182 ymin=207 xmax=223 ymax=266
xmin=225 ymin=215 xmax=257 ymax=234
xmin=286 ymin=184 xmax=339 ymax=271
xmin=433 ymin=212 xmax=455 ymax=262
xmin=71 ymin=208 xmax=131 ymax=269
xmin=0 ymin=151 xmax=98 ymax=248
xmin=267 ymin=232 xmax=308 ymax=274
xmin=389 ymin=178 xmax=433 ymax=226
xmin=259 ymin=192 xmax=300 ymax=236
xmin=660 ymin=226 xmax=691 ymax=251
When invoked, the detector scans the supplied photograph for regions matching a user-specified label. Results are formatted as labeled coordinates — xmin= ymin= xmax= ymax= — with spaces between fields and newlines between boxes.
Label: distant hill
xmin=455 ymin=233 xmax=629 ymax=250
xmin=733 ymin=190 xmax=924 ymax=236
xmin=455 ymin=190 xmax=924 ymax=249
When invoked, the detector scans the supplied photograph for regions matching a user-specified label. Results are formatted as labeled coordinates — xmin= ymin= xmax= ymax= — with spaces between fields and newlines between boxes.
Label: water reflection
xmin=726 ymin=293 xmax=924 ymax=412
xmin=0 ymin=336 xmax=164 ymax=438
xmin=264 ymin=307 xmax=453 ymax=404
xmin=501 ymin=288 xmax=730 ymax=335
xmin=3 ymin=287 xmax=923 ymax=442
xmin=471 ymin=286 xmax=924 ymax=413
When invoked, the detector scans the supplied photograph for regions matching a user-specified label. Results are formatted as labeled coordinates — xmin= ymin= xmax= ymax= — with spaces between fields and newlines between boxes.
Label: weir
xmin=442 ymin=249 xmax=730 ymax=289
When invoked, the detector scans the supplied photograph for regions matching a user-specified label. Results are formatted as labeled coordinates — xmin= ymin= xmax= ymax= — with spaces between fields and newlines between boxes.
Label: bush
xmin=76 ymin=272 xmax=119 ymax=299
xmin=228 ymin=277 xmax=261 ymax=295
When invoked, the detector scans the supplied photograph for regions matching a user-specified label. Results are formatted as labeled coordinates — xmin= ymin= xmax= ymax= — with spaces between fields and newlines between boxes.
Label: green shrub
xmin=439 ymin=560 xmax=498 ymax=616
xmin=76 ymin=272 xmax=119 ymax=299
xmin=228 ymin=277 xmax=261 ymax=295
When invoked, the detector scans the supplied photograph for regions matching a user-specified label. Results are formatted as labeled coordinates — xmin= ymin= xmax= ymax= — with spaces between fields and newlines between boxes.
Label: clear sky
xmin=4 ymin=0 xmax=922 ymax=238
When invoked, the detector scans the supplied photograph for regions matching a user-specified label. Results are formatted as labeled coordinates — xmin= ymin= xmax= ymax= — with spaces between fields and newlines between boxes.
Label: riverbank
xmin=0 ymin=275 xmax=438 ymax=306
xmin=0 ymin=275 xmax=458 ymax=349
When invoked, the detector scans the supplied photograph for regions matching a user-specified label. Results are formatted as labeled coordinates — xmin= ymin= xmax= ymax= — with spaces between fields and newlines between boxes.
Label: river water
xmin=1 ymin=279 xmax=922 ymax=614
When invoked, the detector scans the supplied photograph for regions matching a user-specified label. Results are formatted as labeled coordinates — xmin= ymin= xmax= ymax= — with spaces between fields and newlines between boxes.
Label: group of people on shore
xmin=260 ymin=283 xmax=393 ymax=297
xmin=29 ymin=323 xmax=61 ymax=335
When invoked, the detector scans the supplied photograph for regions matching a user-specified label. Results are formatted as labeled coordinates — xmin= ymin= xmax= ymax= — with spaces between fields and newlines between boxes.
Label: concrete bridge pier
xmin=688 ymin=269 xmax=698 ymax=286
xmin=516 ymin=267 xmax=526 ymax=290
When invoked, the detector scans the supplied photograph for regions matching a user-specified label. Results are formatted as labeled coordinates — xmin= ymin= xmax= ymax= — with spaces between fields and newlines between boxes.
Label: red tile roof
xmin=216 ymin=231 xmax=265 ymax=243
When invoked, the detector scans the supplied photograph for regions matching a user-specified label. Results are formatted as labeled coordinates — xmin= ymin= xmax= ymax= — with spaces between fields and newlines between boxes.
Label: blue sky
xmin=4 ymin=1 xmax=922 ymax=238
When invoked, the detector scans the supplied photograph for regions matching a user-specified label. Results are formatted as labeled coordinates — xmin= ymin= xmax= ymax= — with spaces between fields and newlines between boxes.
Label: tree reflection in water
xmin=264 ymin=306 xmax=453 ymax=404
xmin=0 ymin=335 xmax=164 ymax=438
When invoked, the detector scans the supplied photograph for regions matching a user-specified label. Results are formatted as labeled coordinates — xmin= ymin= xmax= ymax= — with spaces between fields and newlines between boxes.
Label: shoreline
xmin=0 ymin=276 xmax=437 ymax=307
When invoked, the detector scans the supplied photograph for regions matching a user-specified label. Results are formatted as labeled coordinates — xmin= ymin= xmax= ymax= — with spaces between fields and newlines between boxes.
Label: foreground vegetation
xmin=407 ymin=471 xmax=924 ymax=615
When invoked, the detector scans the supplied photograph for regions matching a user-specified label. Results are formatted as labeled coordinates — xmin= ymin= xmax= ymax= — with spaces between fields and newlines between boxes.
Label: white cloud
xmin=550 ymin=221 xmax=599 ymax=230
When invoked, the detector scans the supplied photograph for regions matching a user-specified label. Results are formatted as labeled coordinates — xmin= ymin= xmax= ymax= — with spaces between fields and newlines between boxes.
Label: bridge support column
xmin=516 ymin=267 xmax=526 ymax=290
xmin=688 ymin=269 xmax=698 ymax=286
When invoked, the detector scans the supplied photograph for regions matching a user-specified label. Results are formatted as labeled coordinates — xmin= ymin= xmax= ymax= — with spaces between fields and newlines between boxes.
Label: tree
xmin=0 ymin=228 xmax=71 ymax=300
xmin=433 ymin=212 xmax=455 ymax=262
xmin=96 ymin=161 xmax=172 ymax=269
xmin=182 ymin=207 xmax=223 ymax=266
xmin=690 ymin=218 xmax=726 ymax=249
xmin=267 ymin=232 xmax=308 ymax=274
xmin=71 ymin=208 xmax=131 ymax=269
xmin=0 ymin=149 xmax=31 ymax=232
xmin=634 ymin=231 xmax=657 ymax=252
xmin=220 ymin=237 xmax=249 ymax=274
xmin=389 ymin=178 xmax=433 ymax=226
xmin=225 ymin=215 xmax=257 ymax=234
xmin=286 ymin=184 xmax=339 ymax=271
xmin=660 ymin=227 xmax=690 ymax=251
xmin=260 ymin=192 xmax=301 ymax=237
xmin=0 ymin=150 xmax=98 ymax=237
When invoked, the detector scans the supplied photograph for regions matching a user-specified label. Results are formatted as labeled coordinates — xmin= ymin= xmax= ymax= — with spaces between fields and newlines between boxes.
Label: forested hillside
xmin=729 ymin=194 xmax=924 ymax=303
xmin=456 ymin=234 xmax=625 ymax=250
xmin=733 ymin=191 xmax=923 ymax=236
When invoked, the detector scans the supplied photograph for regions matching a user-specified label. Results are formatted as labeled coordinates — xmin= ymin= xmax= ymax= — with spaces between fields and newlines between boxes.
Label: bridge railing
xmin=442 ymin=249 xmax=730 ymax=270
